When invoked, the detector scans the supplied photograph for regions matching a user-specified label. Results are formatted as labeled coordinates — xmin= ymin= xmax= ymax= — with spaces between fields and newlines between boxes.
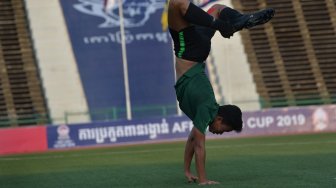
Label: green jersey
xmin=174 ymin=63 xmax=219 ymax=134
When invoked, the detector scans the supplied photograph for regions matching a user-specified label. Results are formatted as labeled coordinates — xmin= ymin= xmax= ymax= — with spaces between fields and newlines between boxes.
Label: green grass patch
xmin=1 ymin=133 xmax=335 ymax=188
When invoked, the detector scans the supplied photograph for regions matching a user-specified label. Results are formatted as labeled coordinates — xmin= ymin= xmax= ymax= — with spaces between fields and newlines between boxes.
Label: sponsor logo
xmin=53 ymin=125 xmax=76 ymax=148
xmin=74 ymin=0 xmax=165 ymax=28
xmin=312 ymin=108 xmax=328 ymax=131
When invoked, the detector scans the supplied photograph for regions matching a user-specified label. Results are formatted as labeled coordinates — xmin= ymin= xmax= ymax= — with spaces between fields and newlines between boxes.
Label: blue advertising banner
xmin=47 ymin=105 xmax=336 ymax=149
xmin=59 ymin=0 xmax=177 ymax=119
xmin=47 ymin=116 xmax=193 ymax=149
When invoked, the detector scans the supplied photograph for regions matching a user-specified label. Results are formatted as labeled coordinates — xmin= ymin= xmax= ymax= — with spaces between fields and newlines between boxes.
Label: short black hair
xmin=218 ymin=105 xmax=243 ymax=132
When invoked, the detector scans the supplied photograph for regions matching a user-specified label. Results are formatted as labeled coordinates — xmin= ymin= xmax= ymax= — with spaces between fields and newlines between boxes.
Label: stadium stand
xmin=1 ymin=0 xmax=336 ymax=127
xmin=0 ymin=0 xmax=48 ymax=127
xmin=233 ymin=0 xmax=336 ymax=108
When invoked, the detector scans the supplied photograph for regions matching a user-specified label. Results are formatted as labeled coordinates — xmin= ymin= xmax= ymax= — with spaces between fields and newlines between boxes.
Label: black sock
xmin=219 ymin=7 xmax=247 ymax=31
xmin=183 ymin=3 xmax=235 ymax=38
xmin=219 ymin=7 xmax=243 ymax=21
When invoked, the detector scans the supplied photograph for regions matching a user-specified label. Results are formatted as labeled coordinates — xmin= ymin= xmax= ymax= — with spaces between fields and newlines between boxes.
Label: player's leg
xmin=194 ymin=4 xmax=227 ymax=40
xmin=206 ymin=4 xmax=225 ymax=18
xmin=170 ymin=0 xmax=235 ymax=38
xmin=195 ymin=3 xmax=274 ymax=40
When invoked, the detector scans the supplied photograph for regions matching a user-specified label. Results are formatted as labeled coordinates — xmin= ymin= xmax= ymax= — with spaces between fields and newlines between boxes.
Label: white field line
xmin=0 ymin=140 xmax=335 ymax=161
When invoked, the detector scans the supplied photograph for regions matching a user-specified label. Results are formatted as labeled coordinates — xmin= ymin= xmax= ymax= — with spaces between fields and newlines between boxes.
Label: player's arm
xmin=193 ymin=127 xmax=219 ymax=185
xmin=184 ymin=131 xmax=198 ymax=183
xmin=193 ymin=127 xmax=207 ymax=183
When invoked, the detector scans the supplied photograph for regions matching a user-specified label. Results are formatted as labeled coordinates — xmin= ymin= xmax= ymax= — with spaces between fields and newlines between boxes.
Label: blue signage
xmin=47 ymin=105 xmax=336 ymax=149
xmin=59 ymin=0 xmax=177 ymax=119
xmin=47 ymin=115 xmax=193 ymax=149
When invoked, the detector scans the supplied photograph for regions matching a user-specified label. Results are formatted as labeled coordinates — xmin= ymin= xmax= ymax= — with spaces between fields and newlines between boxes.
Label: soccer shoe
xmin=233 ymin=8 xmax=275 ymax=30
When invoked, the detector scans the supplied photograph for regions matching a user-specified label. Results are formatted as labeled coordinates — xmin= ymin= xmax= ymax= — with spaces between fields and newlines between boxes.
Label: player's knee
xmin=171 ymin=0 xmax=190 ymax=12
xmin=172 ymin=0 xmax=189 ymax=7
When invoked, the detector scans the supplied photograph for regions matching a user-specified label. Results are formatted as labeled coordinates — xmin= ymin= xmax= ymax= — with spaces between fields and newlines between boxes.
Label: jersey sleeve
xmin=193 ymin=106 xmax=213 ymax=134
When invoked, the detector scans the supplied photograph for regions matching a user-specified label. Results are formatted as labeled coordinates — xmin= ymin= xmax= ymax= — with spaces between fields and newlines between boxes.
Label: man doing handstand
xmin=167 ymin=0 xmax=274 ymax=185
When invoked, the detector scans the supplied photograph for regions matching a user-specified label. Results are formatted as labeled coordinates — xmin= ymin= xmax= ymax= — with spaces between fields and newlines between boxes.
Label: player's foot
xmin=233 ymin=8 xmax=275 ymax=30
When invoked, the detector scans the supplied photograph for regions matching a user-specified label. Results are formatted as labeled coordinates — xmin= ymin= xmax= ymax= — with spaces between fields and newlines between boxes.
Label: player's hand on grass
xmin=185 ymin=172 xmax=198 ymax=183
xmin=198 ymin=180 xmax=220 ymax=186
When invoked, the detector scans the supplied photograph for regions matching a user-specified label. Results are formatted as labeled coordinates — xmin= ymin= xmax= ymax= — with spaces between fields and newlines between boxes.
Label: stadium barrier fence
xmin=0 ymin=104 xmax=335 ymax=155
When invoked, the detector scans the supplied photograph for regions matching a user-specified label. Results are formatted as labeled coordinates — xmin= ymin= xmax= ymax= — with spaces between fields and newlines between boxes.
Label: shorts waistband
xmin=175 ymin=63 xmax=205 ymax=87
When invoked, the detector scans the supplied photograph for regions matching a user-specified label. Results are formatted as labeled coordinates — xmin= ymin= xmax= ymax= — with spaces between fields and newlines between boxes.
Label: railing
xmin=64 ymin=104 xmax=178 ymax=124
xmin=1 ymin=97 xmax=336 ymax=128
xmin=0 ymin=114 xmax=50 ymax=127
xmin=259 ymin=96 xmax=336 ymax=108
xmin=0 ymin=104 xmax=179 ymax=127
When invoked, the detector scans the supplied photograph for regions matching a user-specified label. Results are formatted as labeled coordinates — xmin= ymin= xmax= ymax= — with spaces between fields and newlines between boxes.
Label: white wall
xmin=206 ymin=0 xmax=261 ymax=111
xmin=24 ymin=0 xmax=90 ymax=124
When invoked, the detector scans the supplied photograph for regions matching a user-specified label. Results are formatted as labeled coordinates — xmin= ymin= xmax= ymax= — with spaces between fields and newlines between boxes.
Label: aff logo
xmin=73 ymin=0 xmax=166 ymax=28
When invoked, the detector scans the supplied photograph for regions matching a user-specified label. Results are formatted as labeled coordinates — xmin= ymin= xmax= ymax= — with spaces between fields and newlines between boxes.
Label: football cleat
xmin=234 ymin=8 xmax=275 ymax=30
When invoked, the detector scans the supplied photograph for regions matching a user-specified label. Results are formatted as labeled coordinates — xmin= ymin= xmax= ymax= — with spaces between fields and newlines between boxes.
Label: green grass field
xmin=1 ymin=133 xmax=336 ymax=188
